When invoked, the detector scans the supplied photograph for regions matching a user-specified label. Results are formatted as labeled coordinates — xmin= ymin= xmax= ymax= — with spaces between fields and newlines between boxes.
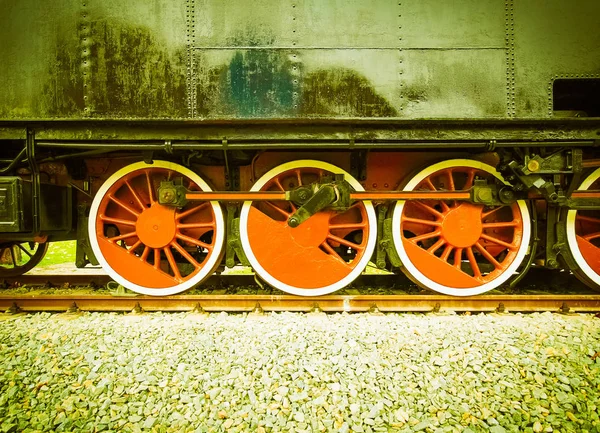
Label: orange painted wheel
xmin=566 ymin=168 xmax=600 ymax=290
xmin=392 ymin=160 xmax=531 ymax=296
xmin=88 ymin=161 xmax=224 ymax=296
xmin=239 ymin=160 xmax=377 ymax=296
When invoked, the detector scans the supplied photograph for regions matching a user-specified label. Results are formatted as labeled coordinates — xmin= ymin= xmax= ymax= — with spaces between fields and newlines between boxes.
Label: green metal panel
xmin=1 ymin=0 xmax=598 ymax=121
xmin=513 ymin=0 xmax=600 ymax=118
xmin=0 ymin=0 xmax=188 ymax=119
xmin=188 ymin=0 xmax=507 ymax=119
xmin=0 ymin=0 xmax=82 ymax=118
xmin=81 ymin=0 xmax=188 ymax=118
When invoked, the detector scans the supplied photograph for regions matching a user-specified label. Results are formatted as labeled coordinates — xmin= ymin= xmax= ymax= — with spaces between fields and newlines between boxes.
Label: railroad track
xmin=2 ymin=271 xmax=600 ymax=313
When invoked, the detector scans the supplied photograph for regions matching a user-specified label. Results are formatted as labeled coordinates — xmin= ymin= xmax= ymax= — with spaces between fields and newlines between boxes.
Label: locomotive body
xmin=0 ymin=0 xmax=599 ymax=296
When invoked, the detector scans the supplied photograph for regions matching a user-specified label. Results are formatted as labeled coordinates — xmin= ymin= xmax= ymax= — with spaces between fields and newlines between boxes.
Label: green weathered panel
xmin=0 ymin=0 xmax=83 ymax=118
xmin=192 ymin=49 xmax=400 ymax=118
xmin=402 ymin=0 xmax=505 ymax=48
xmin=514 ymin=0 xmax=600 ymax=118
xmin=401 ymin=50 xmax=507 ymax=118
xmin=83 ymin=0 xmax=188 ymax=118
xmin=0 ymin=0 xmax=188 ymax=119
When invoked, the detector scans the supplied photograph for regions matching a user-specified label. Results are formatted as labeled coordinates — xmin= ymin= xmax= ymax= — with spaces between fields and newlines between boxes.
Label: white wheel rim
xmin=391 ymin=159 xmax=531 ymax=296
xmin=88 ymin=160 xmax=225 ymax=296
xmin=240 ymin=160 xmax=377 ymax=296
xmin=566 ymin=167 xmax=600 ymax=286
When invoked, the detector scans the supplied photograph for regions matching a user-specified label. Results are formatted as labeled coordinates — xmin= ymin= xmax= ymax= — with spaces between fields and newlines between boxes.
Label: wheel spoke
xmin=453 ymin=248 xmax=463 ymax=269
xmin=327 ymin=233 xmax=364 ymax=250
xmin=402 ymin=217 xmax=441 ymax=227
xmin=9 ymin=247 xmax=17 ymax=266
xmin=177 ymin=222 xmax=216 ymax=230
xmin=171 ymin=241 xmax=201 ymax=267
xmin=16 ymin=243 xmax=33 ymax=258
xmin=273 ymin=177 xmax=286 ymax=192
xmin=163 ymin=247 xmax=182 ymax=280
xmin=329 ymin=222 xmax=368 ymax=230
xmin=583 ymin=231 xmax=600 ymax=241
xmin=128 ymin=240 xmax=143 ymax=253
xmin=264 ymin=201 xmax=291 ymax=218
xmin=466 ymin=247 xmax=481 ymax=278
xmin=295 ymin=169 xmax=303 ymax=186
xmin=480 ymin=233 xmax=517 ymax=251
xmin=153 ymin=249 xmax=161 ymax=270
xmin=108 ymin=232 xmax=138 ymax=242
xmin=423 ymin=178 xmax=437 ymax=191
xmin=482 ymin=207 xmax=503 ymax=219
xmin=125 ymin=180 xmax=146 ymax=210
xmin=577 ymin=215 xmax=600 ymax=225
xmin=440 ymin=244 xmax=453 ymax=261
xmin=464 ymin=168 xmax=476 ymax=189
xmin=146 ymin=171 xmax=155 ymax=204
xmin=176 ymin=233 xmax=212 ymax=250
xmin=427 ymin=238 xmax=445 ymax=254
xmin=412 ymin=201 xmax=444 ymax=218
xmin=141 ymin=246 xmax=151 ymax=261
xmin=320 ymin=241 xmax=351 ymax=268
xmin=99 ymin=215 xmax=137 ymax=226
xmin=446 ymin=169 xmax=455 ymax=191
xmin=474 ymin=241 xmax=505 ymax=270
xmin=176 ymin=202 xmax=210 ymax=221
xmin=108 ymin=195 xmax=140 ymax=217
xmin=482 ymin=221 xmax=518 ymax=229
xmin=408 ymin=230 xmax=441 ymax=244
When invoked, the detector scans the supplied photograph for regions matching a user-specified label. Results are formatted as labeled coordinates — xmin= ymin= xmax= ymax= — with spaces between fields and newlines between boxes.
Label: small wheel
xmin=88 ymin=161 xmax=225 ymax=296
xmin=0 ymin=241 xmax=48 ymax=277
xmin=566 ymin=167 xmax=600 ymax=290
xmin=392 ymin=159 xmax=531 ymax=296
xmin=239 ymin=160 xmax=377 ymax=296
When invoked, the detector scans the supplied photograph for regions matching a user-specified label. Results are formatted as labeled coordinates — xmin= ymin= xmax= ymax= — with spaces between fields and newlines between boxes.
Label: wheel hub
xmin=135 ymin=203 xmax=177 ymax=248
xmin=441 ymin=203 xmax=483 ymax=248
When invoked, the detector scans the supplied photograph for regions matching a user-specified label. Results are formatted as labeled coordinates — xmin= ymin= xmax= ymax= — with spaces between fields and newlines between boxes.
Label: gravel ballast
xmin=0 ymin=311 xmax=599 ymax=433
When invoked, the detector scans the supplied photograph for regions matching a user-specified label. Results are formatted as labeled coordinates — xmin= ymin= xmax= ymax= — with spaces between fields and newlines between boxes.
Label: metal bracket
xmin=287 ymin=174 xmax=352 ymax=228
xmin=225 ymin=204 xmax=249 ymax=268
xmin=75 ymin=204 xmax=99 ymax=268
xmin=350 ymin=150 xmax=368 ymax=182
xmin=382 ymin=217 xmax=402 ymax=268
xmin=470 ymin=180 xmax=519 ymax=206
xmin=157 ymin=180 xmax=189 ymax=207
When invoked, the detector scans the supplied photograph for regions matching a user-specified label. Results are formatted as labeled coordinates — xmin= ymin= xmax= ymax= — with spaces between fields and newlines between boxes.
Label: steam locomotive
xmin=0 ymin=0 xmax=598 ymax=296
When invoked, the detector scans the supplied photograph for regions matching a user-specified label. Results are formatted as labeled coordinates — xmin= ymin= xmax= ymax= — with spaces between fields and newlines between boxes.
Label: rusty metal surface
xmin=513 ymin=0 xmax=600 ymax=118
xmin=1 ymin=0 xmax=598 ymax=121
xmin=5 ymin=118 xmax=598 ymax=143
xmin=1 ymin=293 xmax=599 ymax=313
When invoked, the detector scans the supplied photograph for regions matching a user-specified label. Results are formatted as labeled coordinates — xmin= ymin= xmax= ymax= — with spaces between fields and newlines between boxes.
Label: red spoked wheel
xmin=392 ymin=159 xmax=531 ymax=296
xmin=88 ymin=161 xmax=224 ymax=296
xmin=239 ymin=160 xmax=377 ymax=296
xmin=566 ymin=167 xmax=600 ymax=290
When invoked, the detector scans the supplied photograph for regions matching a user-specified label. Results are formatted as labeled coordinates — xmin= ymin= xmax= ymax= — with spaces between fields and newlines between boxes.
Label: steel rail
xmin=1 ymin=293 xmax=599 ymax=313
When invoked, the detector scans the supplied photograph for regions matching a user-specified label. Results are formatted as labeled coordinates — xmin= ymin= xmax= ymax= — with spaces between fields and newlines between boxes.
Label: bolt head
xmin=527 ymin=159 xmax=541 ymax=172
xmin=161 ymin=189 xmax=175 ymax=203
xmin=477 ymin=188 xmax=493 ymax=202
xmin=288 ymin=217 xmax=299 ymax=228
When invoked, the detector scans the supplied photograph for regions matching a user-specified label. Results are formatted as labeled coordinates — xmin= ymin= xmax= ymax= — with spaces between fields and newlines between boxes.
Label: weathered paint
xmin=0 ymin=0 xmax=598 ymax=120
xmin=513 ymin=0 xmax=600 ymax=118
